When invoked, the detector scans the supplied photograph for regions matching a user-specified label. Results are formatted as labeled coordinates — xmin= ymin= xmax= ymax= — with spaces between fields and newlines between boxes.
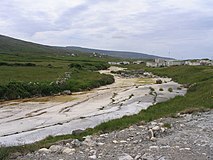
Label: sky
xmin=0 ymin=0 xmax=213 ymax=59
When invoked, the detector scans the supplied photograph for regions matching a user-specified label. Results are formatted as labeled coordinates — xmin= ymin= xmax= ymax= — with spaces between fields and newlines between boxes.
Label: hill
xmin=0 ymin=34 xmax=171 ymax=59
xmin=0 ymin=35 xmax=82 ymax=56
xmin=67 ymin=46 xmax=172 ymax=59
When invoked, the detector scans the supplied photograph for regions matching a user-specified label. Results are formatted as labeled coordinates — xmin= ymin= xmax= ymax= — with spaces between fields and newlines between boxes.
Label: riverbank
xmin=19 ymin=109 xmax=213 ymax=160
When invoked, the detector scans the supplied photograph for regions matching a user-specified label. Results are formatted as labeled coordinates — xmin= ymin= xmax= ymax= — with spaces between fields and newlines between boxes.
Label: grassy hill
xmin=0 ymin=34 xmax=171 ymax=59
xmin=67 ymin=46 xmax=172 ymax=59
xmin=0 ymin=35 xmax=84 ymax=56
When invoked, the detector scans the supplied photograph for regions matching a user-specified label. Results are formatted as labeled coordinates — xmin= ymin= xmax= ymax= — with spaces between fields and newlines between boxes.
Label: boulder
xmin=62 ymin=147 xmax=75 ymax=154
xmin=38 ymin=148 xmax=50 ymax=153
xmin=49 ymin=145 xmax=64 ymax=153
xmin=72 ymin=129 xmax=84 ymax=135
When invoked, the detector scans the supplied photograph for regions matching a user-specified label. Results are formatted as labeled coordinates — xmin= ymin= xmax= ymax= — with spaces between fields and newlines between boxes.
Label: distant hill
xmin=67 ymin=46 xmax=172 ymax=59
xmin=0 ymin=34 xmax=171 ymax=59
xmin=0 ymin=35 xmax=82 ymax=56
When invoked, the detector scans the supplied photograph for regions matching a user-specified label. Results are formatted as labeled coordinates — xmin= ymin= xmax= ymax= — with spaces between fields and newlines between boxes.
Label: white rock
xmin=97 ymin=142 xmax=105 ymax=146
xmin=152 ymin=126 xmax=160 ymax=131
xmin=49 ymin=145 xmax=64 ymax=153
xmin=120 ymin=140 xmax=127 ymax=143
xmin=89 ymin=155 xmax=97 ymax=159
xmin=161 ymin=127 xmax=166 ymax=132
xmin=118 ymin=153 xmax=133 ymax=160
xmin=113 ymin=140 xmax=118 ymax=144
xmin=38 ymin=148 xmax=50 ymax=153
xmin=150 ymin=137 xmax=157 ymax=141
xmin=158 ymin=123 xmax=164 ymax=126
xmin=134 ymin=154 xmax=141 ymax=159
xmin=149 ymin=146 xmax=159 ymax=150
xmin=71 ymin=139 xmax=81 ymax=147
xmin=151 ymin=122 xmax=157 ymax=125
xmin=83 ymin=136 xmax=95 ymax=146
xmin=62 ymin=148 xmax=75 ymax=154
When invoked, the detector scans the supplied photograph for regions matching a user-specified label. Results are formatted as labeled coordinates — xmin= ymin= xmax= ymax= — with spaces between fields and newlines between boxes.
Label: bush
xmin=168 ymin=88 xmax=173 ymax=92
xmin=156 ymin=79 xmax=162 ymax=84
xmin=159 ymin=88 xmax=164 ymax=91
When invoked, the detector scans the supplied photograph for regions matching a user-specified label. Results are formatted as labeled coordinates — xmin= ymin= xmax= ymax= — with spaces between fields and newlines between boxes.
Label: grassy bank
xmin=1 ymin=65 xmax=213 ymax=159
xmin=0 ymin=53 xmax=114 ymax=100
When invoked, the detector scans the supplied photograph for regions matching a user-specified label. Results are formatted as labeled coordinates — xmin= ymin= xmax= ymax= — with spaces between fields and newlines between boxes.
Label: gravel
xmin=18 ymin=110 xmax=213 ymax=160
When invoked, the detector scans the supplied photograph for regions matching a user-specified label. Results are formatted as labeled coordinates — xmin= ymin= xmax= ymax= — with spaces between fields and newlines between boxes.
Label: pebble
xmin=118 ymin=153 xmax=133 ymax=160
xmin=152 ymin=126 xmax=160 ymax=131
xmin=113 ymin=140 xmax=118 ymax=144
xmin=149 ymin=146 xmax=159 ymax=150
xmin=18 ymin=111 xmax=213 ymax=160
xmin=49 ymin=145 xmax=64 ymax=153
xmin=38 ymin=148 xmax=50 ymax=153
xmin=62 ymin=148 xmax=75 ymax=154
xmin=89 ymin=155 xmax=97 ymax=159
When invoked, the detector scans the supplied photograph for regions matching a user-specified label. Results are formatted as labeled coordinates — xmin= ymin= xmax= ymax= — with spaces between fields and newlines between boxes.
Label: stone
xmin=72 ymin=129 xmax=84 ymax=135
xmin=71 ymin=139 xmax=82 ymax=147
xmin=161 ymin=127 xmax=166 ymax=132
xmin=113 ymin=140 xmax=118 ymax=144
xmin=38 ymin=148 xmax=50 ymax=153
xmin=158 ymin=123 xmax=164 ymax=126
xmin=150 ymin=137 xmax=157 ymax=141
xmin=89 ymin=155 xmax=97 ymax=159
xmin=62 ymin=147 xmax=75 ymax=154
xmin=97 ymin=142 xmax=105 ymax=146
xmin=49 ymin=145 xmax=64 ymax=153
xmin=120 ymin=140 xmax=127 ymax=143
xmin=9 ymin=152 xmax=22 ymax=159
xmin=62 ymin=90 xmax=72 ymax=95
xmin=118 ymin=153 xmax=134 ymax=160
xmin=83 ymin=135 xmax=96 ymax=146
xmin=149 ymin=146 xmax=159 ymax=150
xmin=151 ymin=122 xmax=157 ymax=125
xmin=134 ymin=154 xmax=141 ymax=160
xmin=152 ymin=126 xmax=160 ymax=131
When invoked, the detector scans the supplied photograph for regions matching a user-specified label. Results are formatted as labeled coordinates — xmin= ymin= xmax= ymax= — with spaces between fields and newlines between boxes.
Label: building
xmin=185 ymin=61 xmax=201 ymax=66
xmin=133 ymin=61 xmax=144 ymax=64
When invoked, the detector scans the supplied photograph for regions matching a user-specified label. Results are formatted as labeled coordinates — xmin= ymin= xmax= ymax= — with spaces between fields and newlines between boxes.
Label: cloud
xmin=0 ymin=0 xmax=213 ymax=59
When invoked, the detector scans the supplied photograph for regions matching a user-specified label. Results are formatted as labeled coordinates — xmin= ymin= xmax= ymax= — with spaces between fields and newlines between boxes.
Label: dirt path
xmin=0 ymin=67 xmax=186 ymax=146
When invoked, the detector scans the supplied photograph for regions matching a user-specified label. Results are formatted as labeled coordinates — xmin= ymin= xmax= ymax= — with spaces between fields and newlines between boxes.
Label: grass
xmin=0 ymin=53 xmax=115 ymax=100
xmin=1 ymin=65 xmax=213 ymax=159
xmin=0 ymin=66 xmax=67 ymax=85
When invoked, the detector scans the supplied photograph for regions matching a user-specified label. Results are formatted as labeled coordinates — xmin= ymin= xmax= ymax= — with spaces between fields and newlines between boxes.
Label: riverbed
xmin=0 ymin=67 xmax=187 ymax=146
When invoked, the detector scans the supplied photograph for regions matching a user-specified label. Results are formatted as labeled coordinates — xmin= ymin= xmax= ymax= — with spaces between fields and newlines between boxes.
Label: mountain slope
xmin=0 ymin=35 xmax=80 ymax=55
xmin=0 ymin=34 xmax=171 ymax=59
xmin=67 ymin=46 xmax=171 ymax=59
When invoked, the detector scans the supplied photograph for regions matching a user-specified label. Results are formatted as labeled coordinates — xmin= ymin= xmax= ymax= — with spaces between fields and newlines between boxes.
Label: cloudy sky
xmin=0 ymin=0 xmax=213 ymax=59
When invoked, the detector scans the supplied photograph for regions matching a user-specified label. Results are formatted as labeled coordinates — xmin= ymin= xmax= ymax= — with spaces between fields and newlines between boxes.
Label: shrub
xmin=156 ymin=79 xmax=162 ymax=84
xmin=168 ymin=88 xmax=173 ymax=92
xmin=149 ymin=87 xmax=155 ymax=91
xmin=159 ymin=88 xmax=164 ymax=91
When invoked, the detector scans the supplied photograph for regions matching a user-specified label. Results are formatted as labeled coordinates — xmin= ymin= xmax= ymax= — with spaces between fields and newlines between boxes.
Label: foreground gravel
xmin=18 ymin=110 xmax=213 ymax=160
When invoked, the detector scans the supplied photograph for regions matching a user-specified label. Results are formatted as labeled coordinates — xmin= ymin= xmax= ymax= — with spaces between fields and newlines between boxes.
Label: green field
xmin=0 ymin=53 xmax=116 ymax=100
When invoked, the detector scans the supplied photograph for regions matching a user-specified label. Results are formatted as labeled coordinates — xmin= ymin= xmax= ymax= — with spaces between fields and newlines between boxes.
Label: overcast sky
xmin=0 ymin=0 xmax=213 ymax=59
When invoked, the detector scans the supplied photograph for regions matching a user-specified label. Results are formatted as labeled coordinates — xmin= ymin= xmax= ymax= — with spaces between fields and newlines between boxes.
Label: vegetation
xmin=168 ymin=88 xmax=173 ymax=92
xmin=159 ymin=88 xmax=164 ymax=91
xmin=0 ymin=52 xmax=114 ymax=101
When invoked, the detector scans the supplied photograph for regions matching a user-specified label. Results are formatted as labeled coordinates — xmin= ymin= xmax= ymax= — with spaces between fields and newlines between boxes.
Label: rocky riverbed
xmin=18 ymin=110 xmax=213 ymax=160
xmin=0 ymin=67 xmax=186 ymax=146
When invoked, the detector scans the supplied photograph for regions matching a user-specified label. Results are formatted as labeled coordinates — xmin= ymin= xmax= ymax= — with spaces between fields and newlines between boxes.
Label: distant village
xmin=108 ymin=59 xmax=213 ymax=67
